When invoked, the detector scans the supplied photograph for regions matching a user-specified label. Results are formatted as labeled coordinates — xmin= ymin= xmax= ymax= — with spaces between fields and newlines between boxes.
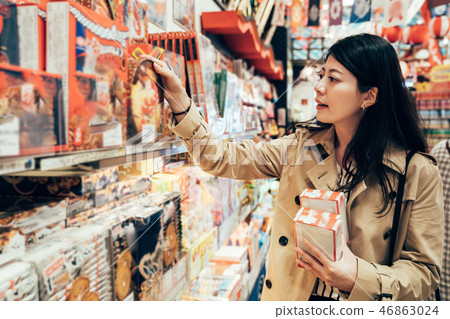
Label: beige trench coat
xmin=170 ymin=105 xmax=444 ymax=301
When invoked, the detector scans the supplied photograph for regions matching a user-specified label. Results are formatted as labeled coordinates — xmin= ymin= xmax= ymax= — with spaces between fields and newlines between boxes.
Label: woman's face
xmin=314 ymin=55 xmax=366 ymax=129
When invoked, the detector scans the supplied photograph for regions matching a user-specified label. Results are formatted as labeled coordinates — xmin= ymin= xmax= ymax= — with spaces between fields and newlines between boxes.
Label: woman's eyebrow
xmin=321 ymin=67 xmax=344 ymax=75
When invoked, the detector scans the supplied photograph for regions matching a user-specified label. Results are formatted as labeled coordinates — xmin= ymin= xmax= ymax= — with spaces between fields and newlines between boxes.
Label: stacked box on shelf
xmin=22 ymin=226 xmax=113 ymax=300
xmin=147 ymin=192 xmax=183 ymax=273
xmin=0 ymin=227 xmax=25 ymax=266
xmin=0 ymin=261 xmax=39 ymax=300
xmin=46 ymin=1 xmax=129 ymax=151
xmin=0 ymin=0 xmax=46 ymax=70
xmin=0 ymin=65 xmax=66 ymax=157
xmin=181 ymin=273 xmax=241 ymax=301
xmin=126 ymin=46 xmax=165 ymax=144
xmin=0 ymin=196 xmax=67 ymax=246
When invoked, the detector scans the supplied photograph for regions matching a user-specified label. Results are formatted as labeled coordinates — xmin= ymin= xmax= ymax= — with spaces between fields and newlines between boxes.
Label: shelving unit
xmin=201 ymin=11 xmax=284 ymax=80
xmin=0 ymin=131 xmax=260 ymax=175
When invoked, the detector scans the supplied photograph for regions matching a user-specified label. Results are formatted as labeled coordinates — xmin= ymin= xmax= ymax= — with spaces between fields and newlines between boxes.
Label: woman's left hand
xmin=295 ymin=238 xmax=358 ymax=293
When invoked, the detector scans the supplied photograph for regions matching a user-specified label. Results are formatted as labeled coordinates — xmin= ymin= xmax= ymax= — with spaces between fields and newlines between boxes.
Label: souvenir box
xmin=293 ymin=207 xmax=343 ymax=262
xmin=46 ymin=1 xmax=129 ymax=151
xmin=0 ymin=64 xmax=66 ymax=156
xmin=131 ymin=205 xmax=164 ymax=301
xmin=0 ymin=227 xmax=25 ymax=266
xmin=181 ymin=274 xmax=241 ymax=301
xmin=23 ymin=226 xmax=113 ymax=301
xmin=0 ymin=167 xmax=118 ymax=197
xmin=299 ymin=189 xmax=348 ymax=243
xmin=0 ymin=196 xmax=67 ymax=245
xmin=147 ymin=192 xmax=182 ymax=273
xmin=0 ymin=261 xmax=39 ymax=301
xmin=0 ymin=0 xmax=45 ymax=70
xmin=126 ymin=56 xmax=164 ymax=144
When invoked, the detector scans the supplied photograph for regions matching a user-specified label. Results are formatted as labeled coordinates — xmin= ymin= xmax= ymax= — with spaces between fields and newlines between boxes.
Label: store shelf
xmin=0 ymin=156 xmax=35 ymax=175
xmin=0 ymin=131 xmax=261 ymax=175
xmin=201 ymin=11 xmax=284 ymax=81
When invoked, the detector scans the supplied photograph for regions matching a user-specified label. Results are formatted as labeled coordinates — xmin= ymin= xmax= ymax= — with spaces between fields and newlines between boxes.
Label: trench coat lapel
xmin=306 ymin=153 xmax=339 ymax=190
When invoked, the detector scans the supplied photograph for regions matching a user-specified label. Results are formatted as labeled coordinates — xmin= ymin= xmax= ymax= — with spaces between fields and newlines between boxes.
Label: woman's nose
xmin=314 ymin=81 xmax=325 ymax=95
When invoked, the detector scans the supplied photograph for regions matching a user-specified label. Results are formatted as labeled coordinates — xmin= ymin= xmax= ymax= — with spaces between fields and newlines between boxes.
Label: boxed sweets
xmin=131 ymin=205 xmax=164 ymax=301
xmin=0 ymin=167 xmax=118 ymax=197
xmin=0 ymin=261 xmax=39 ymax=301
xmin=147 ymin=192 xmax=182 ymax=273
xmin=181 ymin=273 xmax=241 ymax=301
xmin=294 ymin=207 xmax=343 ymax=262
xmin=0 ymin=196 xmax=67 ymax=245
xmin=299 ymin=189 xmax=349 ymax=243
xmin=46 ymin=1 xmax=129 ymax=151
xmin=125 ymin=0 xmax=148 ymax=45
xmin=0 ymin=65 xmax=66 ymax=157
xmin=0 ymin=0 xmax=45 ymax=70
xmin=0 ymin=227 xmax=25 ymax=266
xmin=126 ymin=57 xmax=164 ymax=144
xmin=23 ymin=226 xmax=113 ymax=301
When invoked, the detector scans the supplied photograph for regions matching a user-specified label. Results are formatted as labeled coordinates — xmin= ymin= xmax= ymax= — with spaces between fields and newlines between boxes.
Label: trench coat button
xmin=389 ymin=191 xmax=397 ymax=200
xmin=265 ymin=279 xmax=272 ymax=289
xmin=295 ymin=195 xmax=301 ymax=205
xmin=279 ymin=236 xmax=288 ymax=246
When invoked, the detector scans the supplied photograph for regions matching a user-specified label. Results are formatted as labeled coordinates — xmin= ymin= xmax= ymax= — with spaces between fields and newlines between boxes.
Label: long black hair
xmin=292 ymin=34 xmax=427 ymax=212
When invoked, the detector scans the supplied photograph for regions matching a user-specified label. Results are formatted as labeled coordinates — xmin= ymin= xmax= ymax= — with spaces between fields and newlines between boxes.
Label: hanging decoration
xmin=384 ymin=26 xmax=402 ymax=42
xmin=350 ymin=0 xmax=371 ymax=24
xmin=383 ymin=0 xmax=409 ymax=27
xmin=429 ymin=15 xmax=450 ymax=37
xmin=290 ymin=0 xmax=304 ymax=32
xmin=307 ymin=0 xmax=320 ymax=26
xmin=329 ymin=0 xmax=343 ymax=26
xmin=426 ymin=37 xmax=444 ymax=66
xmin=407 ymin=24 xmax=430 ymax=43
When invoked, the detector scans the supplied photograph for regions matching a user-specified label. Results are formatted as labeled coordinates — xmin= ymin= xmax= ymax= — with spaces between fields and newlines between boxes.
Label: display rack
xmin=163 ymin=194 xmax=271 ymax=301
xmin=0 ymin=131 xmax=260 ymax=175
xmin=201 ymin=11 xmax=284 ymax=80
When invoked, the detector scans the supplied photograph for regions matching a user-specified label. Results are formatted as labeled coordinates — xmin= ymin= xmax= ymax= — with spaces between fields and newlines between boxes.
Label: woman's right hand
xmin=143 ymin=56 xmax=191 ymax=115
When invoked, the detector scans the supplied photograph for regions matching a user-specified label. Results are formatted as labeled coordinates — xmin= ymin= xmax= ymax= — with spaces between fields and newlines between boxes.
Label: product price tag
xmin=43 ymin=257 xmax=68 ymax=296
xmin=142 ymin=124 xmax=156 ymax=144
xmin=103 ymin=124 xmax=122 ymax=147
xmin=0 ymin=117 xmax=20 ymax=157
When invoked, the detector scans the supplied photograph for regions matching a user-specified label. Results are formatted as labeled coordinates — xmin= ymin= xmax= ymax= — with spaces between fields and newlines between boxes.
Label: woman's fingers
xmin=295 ymin=247 xmax=322 ymax=268
xmin=303 ymin=238 xmax=330 ymax=265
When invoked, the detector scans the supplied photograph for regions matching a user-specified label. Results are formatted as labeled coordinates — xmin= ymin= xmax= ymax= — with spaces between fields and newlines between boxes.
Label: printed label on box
xmin=103 ymin=124 xmax=122 ymax=147
xmin=18 ymin=6 xmax=39 ymax=70
xmin=0 ymin=117 xmax=20 ymax=157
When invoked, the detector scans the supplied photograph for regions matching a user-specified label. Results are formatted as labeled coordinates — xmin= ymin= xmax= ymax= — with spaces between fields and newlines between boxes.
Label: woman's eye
xmin=318 ymin=73 xmax=323 ymax=79
xmin=329 ymin=77 xmax=336 ymax=82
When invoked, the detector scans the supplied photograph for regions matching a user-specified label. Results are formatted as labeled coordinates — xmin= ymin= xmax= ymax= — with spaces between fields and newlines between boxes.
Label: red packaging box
xmin=126 ymin=57 xmax=164 ymax=143
xmin=299 ymin=189 xmax=349 ymax=244
xmin=0 ymin=64 xmax=66 ymax=157
xmin=294 ymin=207 xmax=343 ymax=262
xmin=126 ymin=0 xmax=148 ymax=45
xmin=46 ymin=1 xmax=129 ymax=151
xmin=0 ymin=0 xmax=46 ymax=70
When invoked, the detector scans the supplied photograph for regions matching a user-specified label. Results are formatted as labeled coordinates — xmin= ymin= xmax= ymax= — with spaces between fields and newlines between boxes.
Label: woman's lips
xmin=316 ymin=103 xmax=328 ymax=110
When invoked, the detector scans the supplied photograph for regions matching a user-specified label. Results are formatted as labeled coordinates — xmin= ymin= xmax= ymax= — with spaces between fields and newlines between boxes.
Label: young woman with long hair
xmin=147 ymin=33 xmax=443 ymax=301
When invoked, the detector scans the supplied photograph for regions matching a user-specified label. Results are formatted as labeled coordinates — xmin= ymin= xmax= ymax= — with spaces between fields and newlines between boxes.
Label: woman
xmin=148 ymin=33 xmax=443 ymax=301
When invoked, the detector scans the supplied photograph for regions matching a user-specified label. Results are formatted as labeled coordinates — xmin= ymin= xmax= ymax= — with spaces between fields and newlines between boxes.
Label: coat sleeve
xmin=168 ymin=105 xmax=300 ymax=180
xmin=348 ymin=164 xmax=444 ymax=301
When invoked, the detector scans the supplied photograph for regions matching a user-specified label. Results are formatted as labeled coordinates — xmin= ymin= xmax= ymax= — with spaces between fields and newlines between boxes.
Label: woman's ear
xmin=364 ymin=87 xmax=378 ymax=108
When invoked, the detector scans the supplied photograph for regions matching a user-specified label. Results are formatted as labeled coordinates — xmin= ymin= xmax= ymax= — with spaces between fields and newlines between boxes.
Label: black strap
xmin=387 ymin=150 xmax=416 ymax=266
xmin=387 ymin=150 xmax=441 ymax=301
